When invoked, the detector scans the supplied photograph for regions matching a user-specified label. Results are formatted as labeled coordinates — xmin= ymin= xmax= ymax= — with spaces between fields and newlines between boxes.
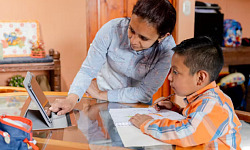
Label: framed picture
xmin=0 ymin=21 xmax=40 ymax=57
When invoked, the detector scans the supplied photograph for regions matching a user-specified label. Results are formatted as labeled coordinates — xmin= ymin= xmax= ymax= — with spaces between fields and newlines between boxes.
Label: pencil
xmin=150 ymin=93 xmax=175 ymax=108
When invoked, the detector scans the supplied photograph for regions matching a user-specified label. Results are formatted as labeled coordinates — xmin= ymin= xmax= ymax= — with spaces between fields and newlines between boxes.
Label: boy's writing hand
xmin=129 ymin=114 xmax=153 ymax=129
xmin=155 ymin=100 xmax=174 ymax=111
xmin=152 ymin=95 xmax=175 ymax=111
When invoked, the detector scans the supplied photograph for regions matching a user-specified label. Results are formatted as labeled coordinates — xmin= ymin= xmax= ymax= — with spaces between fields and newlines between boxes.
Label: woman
xmin=49 ymin=0 xmax=176 ymax=116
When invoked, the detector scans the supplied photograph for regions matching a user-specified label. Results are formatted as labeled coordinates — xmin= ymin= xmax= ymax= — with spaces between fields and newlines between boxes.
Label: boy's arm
xmin=139 ymin=100 xmax=232 ymax=147
xmin=130 ymin=100 xmax=184 ymax=128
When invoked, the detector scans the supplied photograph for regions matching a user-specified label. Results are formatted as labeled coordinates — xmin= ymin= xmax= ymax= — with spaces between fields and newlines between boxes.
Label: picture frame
xmin=0 ymin=21 xmax=40 ymax=57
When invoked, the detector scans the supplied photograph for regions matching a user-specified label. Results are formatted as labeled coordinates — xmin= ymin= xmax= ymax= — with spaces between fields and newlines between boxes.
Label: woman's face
xmin=128 ymin=14 xmax=160 ymax=51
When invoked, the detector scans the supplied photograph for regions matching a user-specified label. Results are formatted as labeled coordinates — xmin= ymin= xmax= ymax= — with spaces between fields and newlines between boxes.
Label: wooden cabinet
xmin=222 ymin=46 xmax=250 ymax=111
xmin=87 ymin=0 xmax=138 ymax=50
xmin=87 ymin=0 xmax=176 ymax=101
xmin=222 ymin=47 xmax=250 ymax=67
xmin=0 ymin=49 xmax=61 ymax=91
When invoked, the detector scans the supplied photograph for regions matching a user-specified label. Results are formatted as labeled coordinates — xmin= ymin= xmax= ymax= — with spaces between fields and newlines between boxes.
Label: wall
xmin=175 ymin=0 xmax=250 ymax=43
xmin=174 ymin=0 xmax=195 ymax=44
xmin=0 ymin=0 xmax=87 ymax=91
xmin=198 ymin=0 xmax=250 ymax=37
xmin=0 ymin=0 xmax=249 ymax=92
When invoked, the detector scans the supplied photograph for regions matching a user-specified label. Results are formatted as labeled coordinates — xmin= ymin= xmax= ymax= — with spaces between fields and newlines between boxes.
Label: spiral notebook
xmin=109 ymin=108 xmax=185 ymax=147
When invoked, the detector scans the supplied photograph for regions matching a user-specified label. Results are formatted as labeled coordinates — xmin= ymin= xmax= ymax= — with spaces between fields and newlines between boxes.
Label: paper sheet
xmin=109 ymin=108 xmax=185 ymax=147
xmin=116 ymin=126 xmax=170 ymax=147
xmin=110 ymin=108 xmax=185 ymax=126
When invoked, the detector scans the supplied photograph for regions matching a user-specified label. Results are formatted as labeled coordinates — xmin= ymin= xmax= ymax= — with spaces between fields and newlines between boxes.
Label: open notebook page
xmin=109 ymin=107 xmax=186 ymax=147
xmin=109 ymin=107 xmax=185 ymax=126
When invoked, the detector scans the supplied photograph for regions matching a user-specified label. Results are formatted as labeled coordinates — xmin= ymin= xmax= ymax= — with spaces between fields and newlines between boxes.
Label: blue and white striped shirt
xmin=140 ymin=82 xmax=242 ymax=149
xmin=69 ymin=18 xmax=175 ymax=103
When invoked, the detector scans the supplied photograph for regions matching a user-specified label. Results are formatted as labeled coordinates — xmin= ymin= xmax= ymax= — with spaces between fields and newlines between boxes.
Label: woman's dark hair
xmin=132 ymin=0 xmax=176 ymax=37
xmin=172 ymin=36 xmax=224 ymax=82
xmin=132 ymin=0 xmax=176 ymax=68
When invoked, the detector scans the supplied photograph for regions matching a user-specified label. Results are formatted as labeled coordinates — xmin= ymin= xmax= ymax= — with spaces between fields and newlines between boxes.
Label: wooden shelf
xmin=0 ymin=49 xmax=61 ymax=91
xmin=222 ymin=46 xmax=250 ymax=67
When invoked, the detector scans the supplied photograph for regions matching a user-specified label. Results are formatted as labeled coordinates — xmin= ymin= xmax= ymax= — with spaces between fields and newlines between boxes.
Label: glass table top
xmin=0 ymin=94 xmax=175 ymax=150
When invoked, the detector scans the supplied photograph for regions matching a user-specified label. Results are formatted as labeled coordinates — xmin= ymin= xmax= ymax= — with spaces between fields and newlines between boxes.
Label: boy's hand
xmin=154 ymin=100 xmax=174 ymax=111
xmin=129 ymin=114 xmax=153 ymax=129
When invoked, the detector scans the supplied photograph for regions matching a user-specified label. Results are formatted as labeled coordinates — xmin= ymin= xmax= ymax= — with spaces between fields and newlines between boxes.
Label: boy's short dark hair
xmin=172 ymin=36 xmax=224 ymax=82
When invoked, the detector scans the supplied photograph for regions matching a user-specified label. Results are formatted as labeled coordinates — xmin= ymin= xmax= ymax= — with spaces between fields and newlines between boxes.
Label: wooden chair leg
xmin=49 ymin=49 xmax=61 ymax=91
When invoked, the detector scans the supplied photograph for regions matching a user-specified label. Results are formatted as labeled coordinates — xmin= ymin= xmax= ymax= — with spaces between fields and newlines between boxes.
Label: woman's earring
xmin=158 ymin=38 xmax=163 ymax=43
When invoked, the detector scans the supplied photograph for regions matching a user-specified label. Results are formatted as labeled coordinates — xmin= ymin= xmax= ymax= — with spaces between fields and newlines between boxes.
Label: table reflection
xmin=77 ymin=99 xmax=174 ymax=150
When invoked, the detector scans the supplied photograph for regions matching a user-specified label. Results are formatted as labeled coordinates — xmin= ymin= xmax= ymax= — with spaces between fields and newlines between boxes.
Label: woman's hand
xmin=86 ymin=80 xmax=108 ymax=100
xmin=48 ymin=94 xmax=78 ymax=116
xmin=129 ymin=114 xmax=153 ymax=129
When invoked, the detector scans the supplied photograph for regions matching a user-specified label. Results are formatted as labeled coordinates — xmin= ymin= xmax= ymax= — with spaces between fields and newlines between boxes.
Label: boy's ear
xmin=196 ymin=70 xmax=209 ymax=86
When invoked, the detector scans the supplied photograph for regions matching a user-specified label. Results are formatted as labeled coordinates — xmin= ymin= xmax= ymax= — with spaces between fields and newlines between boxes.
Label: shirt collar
xmin=185 ymin=81 xmax=217 ymax=103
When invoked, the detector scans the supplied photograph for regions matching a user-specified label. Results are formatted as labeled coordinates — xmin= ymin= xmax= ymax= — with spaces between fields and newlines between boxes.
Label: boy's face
xmin=168 ymin=53 xmax=199 ymax=97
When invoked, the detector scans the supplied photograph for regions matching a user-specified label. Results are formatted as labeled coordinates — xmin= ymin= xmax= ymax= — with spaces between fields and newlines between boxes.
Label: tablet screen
xmin=23 ymin=72 xmax=52 ymax=127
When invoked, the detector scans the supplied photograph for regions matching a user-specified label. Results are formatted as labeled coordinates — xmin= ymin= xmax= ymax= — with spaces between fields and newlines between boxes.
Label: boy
xmin=129 ymin=36 xmax=242 ymax=149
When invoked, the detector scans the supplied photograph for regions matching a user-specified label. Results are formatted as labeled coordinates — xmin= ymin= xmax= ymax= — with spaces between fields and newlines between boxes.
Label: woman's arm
xmin=68 ymin=20 xmax=114 ymax=100
xmin=86 ymin=80 xmax=108 ymax=100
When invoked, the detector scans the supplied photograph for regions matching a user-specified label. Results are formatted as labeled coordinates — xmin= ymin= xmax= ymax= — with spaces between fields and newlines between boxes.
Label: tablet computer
xmin=23 ymin=71 xmax=75 ymax=130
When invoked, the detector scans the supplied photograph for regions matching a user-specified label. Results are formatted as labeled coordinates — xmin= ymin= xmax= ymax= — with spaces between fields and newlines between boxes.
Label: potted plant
xmin=8 ymin=75 xmax=25 ymax=87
